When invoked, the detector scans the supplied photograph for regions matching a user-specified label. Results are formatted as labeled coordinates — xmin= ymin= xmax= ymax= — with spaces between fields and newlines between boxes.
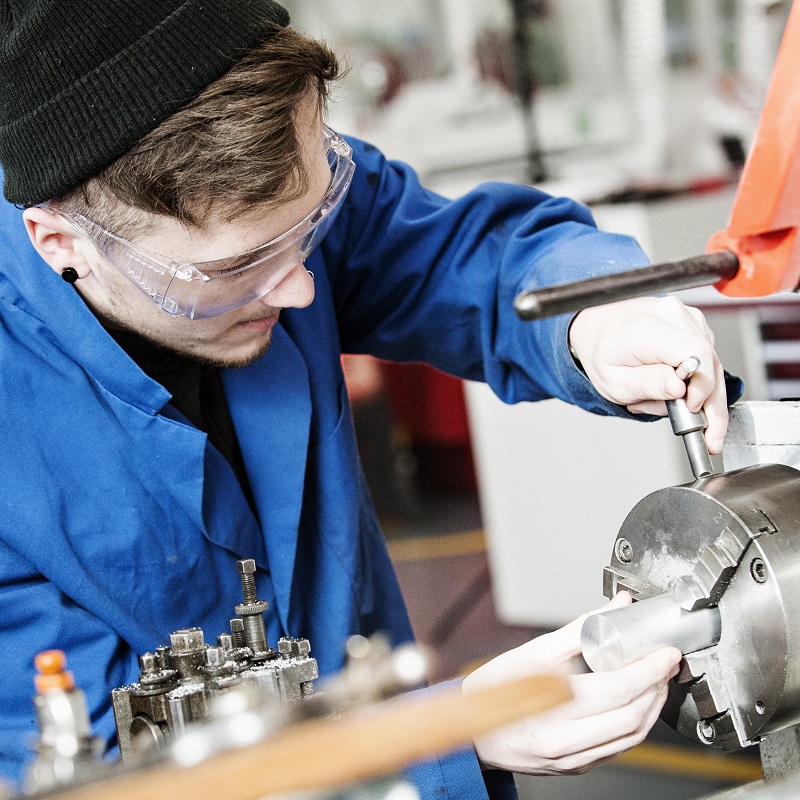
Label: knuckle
xmin=687 ymin=305 xmax=708 ymax=330
xmin=607 ymin=678 xmax=640 ymax=708
xmin=618 ymin=705 xmax=645 ymax=736
xmin=660 ymin=295 xmax=685 ymax=316
xmin=536 ymin=731 xmax=569 ymax=761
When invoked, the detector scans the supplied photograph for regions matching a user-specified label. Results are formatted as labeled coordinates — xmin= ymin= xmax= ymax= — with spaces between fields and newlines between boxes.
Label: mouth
xmin=235 ymin=312 xmax=280 ymax=332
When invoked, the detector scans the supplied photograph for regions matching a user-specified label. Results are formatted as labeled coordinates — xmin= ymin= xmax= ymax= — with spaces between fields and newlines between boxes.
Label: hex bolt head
xmin=697 ymin=719 xmax=716 ymax=744
xmin=236 ymin=559 xmax=259 ymax=604
xmin=279 ymin=638 xmax=311 ymax=658
xmin=205 ymin=646 xmax=227 ymax=669
xmin=237 ymin=559 xmax=256 ymax=575
xmin=230 ymin=618 xmax=246 ymax=648
xmin=169 ymin=627 xmax=206 ymax=654
xmin=138 ymin=652 xmax=159 ymax=675
xmin=278 ymin=639 xmax=294 ymax=657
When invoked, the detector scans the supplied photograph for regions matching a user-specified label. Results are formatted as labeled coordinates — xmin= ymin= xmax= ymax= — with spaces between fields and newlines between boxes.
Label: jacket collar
xmin=0 ymin=200 xmax=171 ymax=414
xmin=222 ymin=323 xmax=311 ymax=634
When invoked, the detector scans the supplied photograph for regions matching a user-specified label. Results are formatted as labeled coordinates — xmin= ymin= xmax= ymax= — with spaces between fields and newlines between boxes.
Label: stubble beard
xmin=97 ymin=301 xmax=276 ymax=369
xmin=203 ymin=330 xmax=275 ymax=369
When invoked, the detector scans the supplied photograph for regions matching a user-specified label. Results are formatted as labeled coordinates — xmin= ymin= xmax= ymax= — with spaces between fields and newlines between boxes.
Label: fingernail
xmin=666 ymin=649 xmax=683 ymax=670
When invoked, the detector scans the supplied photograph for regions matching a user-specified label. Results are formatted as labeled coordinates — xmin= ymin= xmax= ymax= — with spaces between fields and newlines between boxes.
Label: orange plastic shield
xmin=709 ymin=0 xmax=800 ymax=297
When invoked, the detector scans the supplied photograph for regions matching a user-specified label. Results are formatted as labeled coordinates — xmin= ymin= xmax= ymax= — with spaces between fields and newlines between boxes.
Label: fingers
xmin=566 ymin=646 xmax=681 ymax=720
xmin=531 ymin=676 xmax=670 ymax=775
xmin=696 ymin=351 xmax=729 ymax=455
xmin=534 ymin=591 xmax=635 ymax=664
xmin=472 ymin=646 xmax=681 ymax=775
xmin=626 ymin=399 xmax=668 ymax=416
xmin=569 ymin=296 xmax=729 ymax=444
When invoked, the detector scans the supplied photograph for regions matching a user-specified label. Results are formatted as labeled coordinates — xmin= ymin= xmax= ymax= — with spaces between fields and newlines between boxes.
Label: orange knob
xmin=34 ymin=649 xmax=75 ymax=693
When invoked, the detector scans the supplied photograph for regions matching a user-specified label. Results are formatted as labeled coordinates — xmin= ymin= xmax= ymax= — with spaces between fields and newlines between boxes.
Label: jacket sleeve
xmin=322 ymin=137 xmax=650 ymax=418
xmin=403 ymin=680 xmax=518 ymax=800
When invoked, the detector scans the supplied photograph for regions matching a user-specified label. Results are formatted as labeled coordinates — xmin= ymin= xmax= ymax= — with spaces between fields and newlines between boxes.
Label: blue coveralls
xmin=0 ymin=137 xmax=654 ymax=795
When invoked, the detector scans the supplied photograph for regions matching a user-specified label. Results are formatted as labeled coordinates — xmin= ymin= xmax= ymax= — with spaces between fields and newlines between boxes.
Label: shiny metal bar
xmin=667 ymin=397 xmax=715 ymax=479
xmin=581 ymin=592 xmax=722 ymax=672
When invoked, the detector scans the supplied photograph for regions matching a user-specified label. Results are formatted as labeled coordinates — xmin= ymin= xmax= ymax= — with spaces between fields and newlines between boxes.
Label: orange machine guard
xmin=709 ymin=0 xmax=800 ymax=297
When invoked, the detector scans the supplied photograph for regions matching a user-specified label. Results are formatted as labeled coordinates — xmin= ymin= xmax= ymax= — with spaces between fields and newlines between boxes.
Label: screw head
xmin=278 ymin=638 xmax=311 ymax=658
xmin=205 ymin=646 xmax=227 ymax=668
xmin=138 ymin=652 xmax=159 ymax=674
xmin=237 ymin=559 xmax=256 ymax=575
xmin=615 ymin=538 xmax=634 ymax=564
xmin=750 ymin=558 xmax=768 ymax=583
xmin=697 ymin=719 xmax=716 ymax=744
xmin=169 ymin=627 xmax=205 ymax=654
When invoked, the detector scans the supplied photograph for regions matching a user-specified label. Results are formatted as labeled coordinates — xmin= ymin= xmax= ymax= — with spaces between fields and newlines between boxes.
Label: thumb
xmin=534 ymin=592 xmax=635 ymax=665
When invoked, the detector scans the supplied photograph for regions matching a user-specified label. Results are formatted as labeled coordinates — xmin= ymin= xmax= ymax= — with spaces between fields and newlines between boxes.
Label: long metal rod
xmin=514 ymin=249 xmax=740 ymax=321
xmin=581 ymin=592 xmax=722 ymax=672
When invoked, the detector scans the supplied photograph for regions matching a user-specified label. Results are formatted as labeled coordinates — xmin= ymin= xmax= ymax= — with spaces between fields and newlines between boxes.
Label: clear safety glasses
xmin=62 ymin=127 xmax=355 ymax=319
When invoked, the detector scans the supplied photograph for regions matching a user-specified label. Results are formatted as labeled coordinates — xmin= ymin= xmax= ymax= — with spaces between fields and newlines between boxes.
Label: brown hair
xmin=51 ymin=26 xmax=341 ymax=234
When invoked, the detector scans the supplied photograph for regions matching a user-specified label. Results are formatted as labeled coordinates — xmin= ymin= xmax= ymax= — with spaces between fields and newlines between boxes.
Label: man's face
xmin=74 ymin=97 xmax=327 ymax=368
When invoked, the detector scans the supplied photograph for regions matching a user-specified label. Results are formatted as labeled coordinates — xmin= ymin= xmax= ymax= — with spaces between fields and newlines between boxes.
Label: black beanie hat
xmin=0 ymin=0 xmax=290 ymax=206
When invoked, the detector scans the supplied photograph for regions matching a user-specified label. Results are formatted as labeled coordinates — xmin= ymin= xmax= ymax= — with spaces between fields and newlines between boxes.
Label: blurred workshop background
xmin=283 ymin=2 xmax=795 ymax=798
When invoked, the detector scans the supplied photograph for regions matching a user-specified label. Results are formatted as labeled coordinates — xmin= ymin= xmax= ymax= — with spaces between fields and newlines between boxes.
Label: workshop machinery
xmin=514 ymin=0 xmax=800 ymax=320
xmin=581 ymin=399 xmax=800 ymax=787
xmin=20 ymin=616 xmax=570 ymax=800
xmin=109 ymin=557 xmax=318 ymax=763
xmin=512 ymin=0 xmax=800 ymax=794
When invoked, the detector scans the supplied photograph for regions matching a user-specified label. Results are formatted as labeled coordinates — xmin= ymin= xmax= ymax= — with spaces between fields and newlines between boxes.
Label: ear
xmin=22 ymin=207 xmax=93 ymax=280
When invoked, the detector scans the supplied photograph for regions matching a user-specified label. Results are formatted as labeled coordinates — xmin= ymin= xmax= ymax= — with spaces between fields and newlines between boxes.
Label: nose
xmin=258 ymin=262 xmax=315 ymax=309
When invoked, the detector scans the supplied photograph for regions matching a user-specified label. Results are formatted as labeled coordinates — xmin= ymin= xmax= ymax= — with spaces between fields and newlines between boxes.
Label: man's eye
xmin=206 ymin=260 xmax=251 ymax=278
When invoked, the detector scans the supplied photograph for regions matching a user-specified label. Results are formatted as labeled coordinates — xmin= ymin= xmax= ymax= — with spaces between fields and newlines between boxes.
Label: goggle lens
xmin=63 ymin=127 xmax=354 ymax=319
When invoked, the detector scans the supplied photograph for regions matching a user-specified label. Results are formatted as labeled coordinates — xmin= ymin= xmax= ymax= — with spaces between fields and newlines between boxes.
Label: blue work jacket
xmin=0 ymin=138 xmax=650 ymax=795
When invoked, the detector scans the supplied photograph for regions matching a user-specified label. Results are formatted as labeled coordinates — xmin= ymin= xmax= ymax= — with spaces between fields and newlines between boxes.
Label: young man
xmin=0 ymin=0 xmax=732 ymax=795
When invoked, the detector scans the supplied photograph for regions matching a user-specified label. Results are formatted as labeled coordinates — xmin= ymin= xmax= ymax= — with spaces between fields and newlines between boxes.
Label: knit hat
xmin=0 ymin=0 xmax=290 ymax=206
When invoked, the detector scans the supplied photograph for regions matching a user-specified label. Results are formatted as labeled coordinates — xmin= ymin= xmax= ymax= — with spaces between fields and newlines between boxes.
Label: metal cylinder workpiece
xmin=581 ymin=592 xmax=721 ymax=672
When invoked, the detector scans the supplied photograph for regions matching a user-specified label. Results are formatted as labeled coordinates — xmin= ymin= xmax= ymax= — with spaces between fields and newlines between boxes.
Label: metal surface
xmin=667 ymin=398 xmax=715 ymax=479
xmin=760 ymin=725 xmax=800 ymax=782
xmin=26 ymin=685 xmax=106 ymax=794
xmin=581 ymin=591 xmax=721 ymax=672
xmin=111 ymin=557 xmax=318 ymax=762
xmin=698 ymin=772 xmax=800 ymax=800
xmin=513 ymin=250 xmax=739 ymax=321
xmin=601 ymin=463 xmax=800 ymax=751
xmin=667 ymin=357 xmax=715 ymax=480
